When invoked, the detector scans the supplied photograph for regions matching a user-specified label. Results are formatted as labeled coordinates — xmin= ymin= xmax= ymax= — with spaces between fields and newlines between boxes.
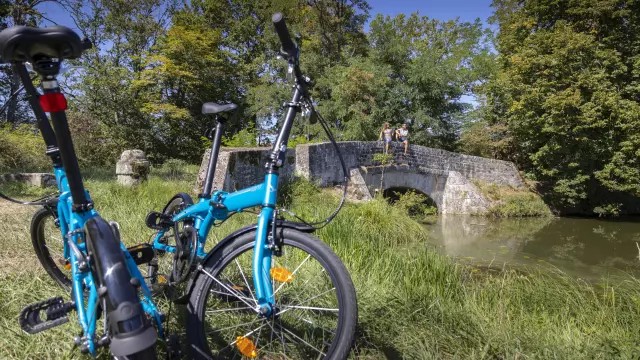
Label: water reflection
xmin=426 ymin=215 xmax=640 ymax=279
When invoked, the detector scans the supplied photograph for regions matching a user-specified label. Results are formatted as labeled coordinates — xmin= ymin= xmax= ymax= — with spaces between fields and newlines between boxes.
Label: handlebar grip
xmin=272 ymin=13 xmax=295 ymax=55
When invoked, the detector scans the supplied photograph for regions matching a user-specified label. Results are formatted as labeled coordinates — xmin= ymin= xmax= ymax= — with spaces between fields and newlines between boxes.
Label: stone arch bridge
xmin=197 ymin=142 xmax=524 ymax=214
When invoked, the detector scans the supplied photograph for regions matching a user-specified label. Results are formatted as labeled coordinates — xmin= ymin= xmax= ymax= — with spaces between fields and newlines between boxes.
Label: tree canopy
xmin=476 ymin=0 xmax=640 ymax=214
xmin=2 ymin=0 xmax=640 ymax=215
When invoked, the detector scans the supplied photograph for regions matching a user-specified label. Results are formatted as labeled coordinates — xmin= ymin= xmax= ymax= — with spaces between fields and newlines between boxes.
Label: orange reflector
xmin=270 ymin=267 xmax=294 ymax=283
xmin=232 ymin=285 xmax=245 ymax=291
xmin=58 ymin=258 xmax=71 ymax=270
xmin=157 ymin=275 xmax=167 ymax=283
xmin=235 ymin=336 xmax=257 ymax=358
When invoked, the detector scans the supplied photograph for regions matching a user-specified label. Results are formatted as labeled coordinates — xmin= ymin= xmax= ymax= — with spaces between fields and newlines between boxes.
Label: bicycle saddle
xmin=202 ymin=102 xmax=237 ymax=115
xmin=0 ymin=26 xmax=84 ymax=63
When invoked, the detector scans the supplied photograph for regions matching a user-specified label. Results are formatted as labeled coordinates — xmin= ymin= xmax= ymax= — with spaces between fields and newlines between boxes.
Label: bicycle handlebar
xmin=272 ymin=13 xmax=296 ymax=57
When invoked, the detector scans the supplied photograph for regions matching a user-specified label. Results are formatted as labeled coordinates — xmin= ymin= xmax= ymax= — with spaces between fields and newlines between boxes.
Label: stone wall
xmin=196 ymin=141 xmax=524 ymax=213
xmin=296 ymin=141 xmax=524 ymax=188
xmin=0 ymin=173 xmax=56 ymax=187
xmin=196 ymin=147 xmax=296 ymax=193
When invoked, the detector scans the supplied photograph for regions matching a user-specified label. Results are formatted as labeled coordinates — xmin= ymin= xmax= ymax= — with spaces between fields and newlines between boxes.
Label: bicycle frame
xmin=52 ymin=169 xmax=163 ymax=356
xmin=152 ymin=84 xmax=306 ymax=315
xmin=11 ymin=60 xmax=163 ymax=356
xmin=152 ymin=174 xmax=279 ymax=310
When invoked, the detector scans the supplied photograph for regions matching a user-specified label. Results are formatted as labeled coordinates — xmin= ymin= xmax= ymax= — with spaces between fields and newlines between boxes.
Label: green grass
xmin=1 ymin=170 xmax=639 ymax=359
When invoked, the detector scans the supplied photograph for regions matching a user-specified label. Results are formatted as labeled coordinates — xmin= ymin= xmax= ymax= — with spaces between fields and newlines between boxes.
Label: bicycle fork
xmin=252 ymin=173 xmax=279 ymax=315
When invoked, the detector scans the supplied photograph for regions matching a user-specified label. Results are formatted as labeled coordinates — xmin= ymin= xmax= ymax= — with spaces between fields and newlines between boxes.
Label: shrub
xmin=474 ymin=181 xmax=552 ymax=218
xmin=393 ymin=190 xmax=438 ymax=217
xmin=0 ymin=124 xmax=50 ymax=172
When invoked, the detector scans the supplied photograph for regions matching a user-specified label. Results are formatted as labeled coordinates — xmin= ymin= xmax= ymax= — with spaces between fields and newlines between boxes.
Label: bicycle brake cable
xmin=277 ymin=98 xmax=349 ymax=230
xmin=0 ymin=190 xmax=59 ymax=206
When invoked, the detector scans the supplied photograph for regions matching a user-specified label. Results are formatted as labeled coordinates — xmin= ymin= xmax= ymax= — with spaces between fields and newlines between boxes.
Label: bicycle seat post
xmin=200 ymin=115 xmax=226 ymax=199
xmin=35 ymin=57 xmax=91 ymax=211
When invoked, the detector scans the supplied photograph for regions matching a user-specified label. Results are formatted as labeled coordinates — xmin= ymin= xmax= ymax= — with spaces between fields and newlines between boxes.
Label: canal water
xmin=425 ymin=215 xmax=640 ymax=280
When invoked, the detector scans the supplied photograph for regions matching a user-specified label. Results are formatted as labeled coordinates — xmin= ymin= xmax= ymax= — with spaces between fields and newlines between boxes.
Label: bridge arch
xmin=354 ymin=165 xmax=490 ymax=214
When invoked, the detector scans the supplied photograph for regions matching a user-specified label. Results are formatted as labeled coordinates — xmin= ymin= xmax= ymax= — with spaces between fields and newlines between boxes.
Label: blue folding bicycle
xmin=0 ymin=26 xmax=161 ymax=358
xmin=142 ymin=13 xmax=358 ymax=360
xmin=1 ymin=12 xmax=357 ymax=360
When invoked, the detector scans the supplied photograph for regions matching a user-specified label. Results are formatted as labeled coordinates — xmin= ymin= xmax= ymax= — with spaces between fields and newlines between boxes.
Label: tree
xmin=317 ymin=13 xmax=495 ymax=150
xmin=61 ymin=0 xmax=177 ymax=164
xmin=485 ymin=0 xmax=640 ymax=214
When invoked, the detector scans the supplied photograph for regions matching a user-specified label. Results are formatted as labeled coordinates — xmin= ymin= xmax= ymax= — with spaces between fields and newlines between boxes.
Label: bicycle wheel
xmin=187 ymin=228 xmax=357 ymax=360
xmin=31 ymin=206 xmax=72 ymax=291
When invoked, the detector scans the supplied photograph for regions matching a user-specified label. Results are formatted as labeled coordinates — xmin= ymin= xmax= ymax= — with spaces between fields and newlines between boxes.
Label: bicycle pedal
xmin=19 ymin=296 xmax=75 ymax=334
xmin=127 ymin=243 xmax=155 ymax=265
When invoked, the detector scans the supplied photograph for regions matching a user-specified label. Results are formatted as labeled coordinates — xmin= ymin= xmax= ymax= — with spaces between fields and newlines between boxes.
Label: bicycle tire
xmin=114 ymin=344 xmax=157 ymax=360
xmin=186 ymin=228 xmax=357 ymax=359
xmin=31 ymin=206 xmax=72 ymax=291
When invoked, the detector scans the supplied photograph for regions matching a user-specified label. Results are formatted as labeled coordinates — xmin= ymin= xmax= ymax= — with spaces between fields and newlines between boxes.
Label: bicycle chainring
xmin=171 ymin=223 xmax=197 ymax=284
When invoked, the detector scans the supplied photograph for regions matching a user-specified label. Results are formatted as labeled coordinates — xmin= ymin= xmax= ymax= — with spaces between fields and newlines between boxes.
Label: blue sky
xmin=367 ymin=0 xmax=495 ymax=26
xmin=39 ymin=0 xmax=496 ymax=32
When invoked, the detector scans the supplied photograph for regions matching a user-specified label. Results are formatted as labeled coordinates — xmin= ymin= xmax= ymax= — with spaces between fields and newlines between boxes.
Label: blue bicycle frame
xmin=53 ymin=166 xmax=164 ymax=356
xmin=153 ymin=173 xmax=279 ymax=312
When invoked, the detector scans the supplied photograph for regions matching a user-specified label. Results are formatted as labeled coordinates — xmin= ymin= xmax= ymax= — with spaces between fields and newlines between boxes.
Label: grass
xmin=474 ymin=180 xmax=553 ymax=218
xmin=1 ymin=167 xmax=640 ymax=359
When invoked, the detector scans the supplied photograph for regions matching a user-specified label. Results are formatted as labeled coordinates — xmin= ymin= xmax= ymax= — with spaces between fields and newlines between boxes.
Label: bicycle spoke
xmin=283 ymin=311 xmax=336 ymax=335
xmin=280 ymin=305 xmax=339 ymax=312
xmin=274 ymin=254 xmax=311 ymax=295
xmin=279 ymin=324 xmax=326 ymax=356
xmin=235 ymin=259 xmax=257 ymax=305
xmin=216 ymin=320 xmax=267 ymax=354
xmin=206 ymin=318 xmax=259 ymax=335
xmin=206 ymin=306 xmax=253 ymax=314
xmin=209 ymin=289 xmax=255 ymax=303
xmin=200 ymin=267 xmax=258 ymax=312
xmin=276 ymin=287 xmax=335 ymax=316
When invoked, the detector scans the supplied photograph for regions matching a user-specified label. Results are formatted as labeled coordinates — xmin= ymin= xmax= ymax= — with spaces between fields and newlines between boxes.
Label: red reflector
xmin=39 ymin=93 xmax=68 ymax=112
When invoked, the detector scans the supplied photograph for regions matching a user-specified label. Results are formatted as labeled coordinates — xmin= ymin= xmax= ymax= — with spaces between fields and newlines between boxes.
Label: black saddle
xmin=202 ymin=102 xmax=237 ymax=115
xmin=0 ymin=26 xmax=84 ymax=63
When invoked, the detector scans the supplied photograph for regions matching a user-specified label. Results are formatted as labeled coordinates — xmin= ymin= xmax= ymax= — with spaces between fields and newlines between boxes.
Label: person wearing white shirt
xmin=396 ymin=123 xmax=409 ymax=155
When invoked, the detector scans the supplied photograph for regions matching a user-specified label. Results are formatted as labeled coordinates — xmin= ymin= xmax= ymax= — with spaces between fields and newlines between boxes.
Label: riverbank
xmin=0 ymin=169 xmax=639 ymax=358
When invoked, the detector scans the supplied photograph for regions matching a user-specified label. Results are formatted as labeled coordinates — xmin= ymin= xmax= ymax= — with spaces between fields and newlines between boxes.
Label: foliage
xmin=484 ymin=0 xmax=640 ymax=214
xmin=317 ymin=13 xmax=496 ymax=149
xmin=222 ymin=124 xmax=257 ymax=148
xmin=393 ymin=190 xmax=438 ymax=217
xmin=0 ymin=124 xmax=49 ymax=172
xmin=371 ymin=152 xmax=393 ymax=165
xmin=475 ymin=181 xmax=552 ymax=218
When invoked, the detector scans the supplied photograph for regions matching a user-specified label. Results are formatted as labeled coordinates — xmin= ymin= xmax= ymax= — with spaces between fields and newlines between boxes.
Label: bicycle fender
xmin=84 ymin=216 xmax=157 ymax=356
xmin=178 ymin=220 xmax=315 ymax=303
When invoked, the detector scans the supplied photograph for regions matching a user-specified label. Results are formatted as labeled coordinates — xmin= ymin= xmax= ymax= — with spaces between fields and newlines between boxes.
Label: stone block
xmin=0 ymin=173 xmax=56 ymax=187
xmin=116 ymin=150 xmax=149 ymax=186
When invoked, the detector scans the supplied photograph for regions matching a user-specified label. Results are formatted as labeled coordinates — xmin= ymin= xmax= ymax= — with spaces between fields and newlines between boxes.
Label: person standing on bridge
xmin=379 ymin=122 xmax=394 ymax=154
xmin=396 ymin=123 xmax=409 ymax=155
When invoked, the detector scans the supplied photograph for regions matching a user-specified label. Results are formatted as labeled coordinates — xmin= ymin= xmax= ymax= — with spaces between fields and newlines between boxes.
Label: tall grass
xmin=0 ymin=171 xmax=639 ymax=359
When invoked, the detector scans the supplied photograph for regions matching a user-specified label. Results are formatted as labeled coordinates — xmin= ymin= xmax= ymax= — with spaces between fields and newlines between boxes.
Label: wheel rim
xmin=199 ymin=240 xmax=342 ymax=359
xmin=38 ymin=212 xmax=71 ymax=288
